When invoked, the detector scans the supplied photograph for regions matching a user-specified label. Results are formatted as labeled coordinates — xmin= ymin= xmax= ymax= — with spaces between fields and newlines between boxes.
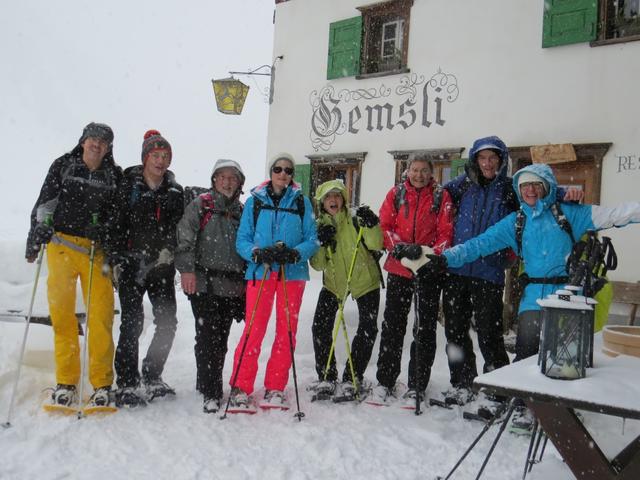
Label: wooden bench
xmin=611 ymin=281 xmax=640 ymax=326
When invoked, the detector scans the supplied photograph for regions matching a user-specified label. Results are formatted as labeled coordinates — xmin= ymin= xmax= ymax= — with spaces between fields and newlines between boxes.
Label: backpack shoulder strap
xmin=550 ymin=202 xmax=576 ymax=244
xmin=252 ymin=194 xmax=305 ymax=229
xmin=393 ymin=184 xmax=409 ymax=219
xmin=431 ymin=183 xmax=444 ymax=214
xmin=515 ymin=209 xmax=526 ymax=256
xmin=198 ymin=192 xmax=215 ymax=231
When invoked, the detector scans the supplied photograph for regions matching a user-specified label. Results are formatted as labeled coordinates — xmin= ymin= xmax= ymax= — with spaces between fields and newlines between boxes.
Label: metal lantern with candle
xmin=537 ymin=287 xmax=597 ymax=380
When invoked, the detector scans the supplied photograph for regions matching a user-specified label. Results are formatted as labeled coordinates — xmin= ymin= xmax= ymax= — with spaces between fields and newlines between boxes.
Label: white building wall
xmin=266 ymin=0 xmax=640 ymax=281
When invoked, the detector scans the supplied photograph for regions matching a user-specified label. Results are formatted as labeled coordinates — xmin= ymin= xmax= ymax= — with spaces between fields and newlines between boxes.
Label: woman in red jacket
xmin=366 ymin=158 xmax=453 ymax=408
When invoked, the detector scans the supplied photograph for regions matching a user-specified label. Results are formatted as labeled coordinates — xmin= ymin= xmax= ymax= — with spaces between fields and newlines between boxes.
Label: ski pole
xmin=279 ymin=264 xmax=304 ymax=421
xmin=412 ymin=276 xmax=422 ymax=416
xmin=221 ymin=264 xmax=270 ymax=420
xmin=2 ymin=216 xmax=52 ymax=429
xmin=324 ymin=241 xmax=360 ymax=399
xmin=322 ymin=226 xmax=364 ymax=397
xmin=77 ymin=213 xmax=98 ymax=419
xmin=439 ymin=399 xmax=513 ymax=480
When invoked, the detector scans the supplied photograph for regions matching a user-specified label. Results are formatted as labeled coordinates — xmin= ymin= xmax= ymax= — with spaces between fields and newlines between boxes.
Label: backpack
xmin=393 ymin=182 xmax=445 ymax=218
xmin=252 ymin=194 xmax=305 ymax=228
xmin=198 ymin=192 xmax=242 ymax=230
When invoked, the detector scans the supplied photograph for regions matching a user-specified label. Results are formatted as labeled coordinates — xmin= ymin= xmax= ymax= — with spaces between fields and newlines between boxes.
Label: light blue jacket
xmin=236 ymin=181 xmax=318 ymax=281
xmin=443 ymin=163 xmax=640 ymax=313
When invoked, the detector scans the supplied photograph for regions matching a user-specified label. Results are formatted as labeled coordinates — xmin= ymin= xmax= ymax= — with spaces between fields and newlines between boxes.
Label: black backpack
xmin=252 ymin=195 xmax=305 ymax=228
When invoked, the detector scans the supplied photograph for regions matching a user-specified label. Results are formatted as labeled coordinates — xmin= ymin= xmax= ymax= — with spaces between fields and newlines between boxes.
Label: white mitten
xmin=400 ymin=245 xmax=434 ymax=274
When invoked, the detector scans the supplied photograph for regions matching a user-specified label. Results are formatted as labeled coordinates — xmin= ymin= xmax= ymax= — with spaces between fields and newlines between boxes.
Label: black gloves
xmin=252 ymin=247 xmax=278 ymax=265
xmin=253 ymin=245 xmax=300 ymax=265
xmin=33 ymin=222 xmax=54 ymax=245
xmin=391 ymin=243 xmax=423 ymax=261
xmin=274 ymin=246 xmax=300 ymax=264
xmin=317 ymin=224 xmax=337 ymax=249
xmin=356 ymin=206 xmax=379 ymax=228
xmin=422 ymin=254 xmax=448 ymax=275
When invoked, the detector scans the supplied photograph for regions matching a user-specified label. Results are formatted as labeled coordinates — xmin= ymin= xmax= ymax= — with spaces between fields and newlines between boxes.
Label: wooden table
xmin=473 ymin=339 xmax=640 ymax=479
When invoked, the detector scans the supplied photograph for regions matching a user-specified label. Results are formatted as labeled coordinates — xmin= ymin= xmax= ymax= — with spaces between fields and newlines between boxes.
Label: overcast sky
xmin=1 ymin=0 xmax=274 ymax=241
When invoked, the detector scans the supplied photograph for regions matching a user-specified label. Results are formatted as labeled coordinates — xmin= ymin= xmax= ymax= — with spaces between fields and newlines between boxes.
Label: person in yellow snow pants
xmin=47 ymin=233 xmax=115 ymax=389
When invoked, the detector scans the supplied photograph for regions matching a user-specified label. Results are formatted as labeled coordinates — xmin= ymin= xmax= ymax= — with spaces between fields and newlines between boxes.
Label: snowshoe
xmin=43 ymin=384 xmax=79 ymax=415
xmin=203 ymin=397 xmax=221 ymax=414
xmin=398 ymin=389 xmax=424 ymax=411
xmin=308 ymin=380 xmax=336 ymax=402
xmin=509 ymin=406 xmax=535 ymax=436
xmin=364 ymin=384 xmax=396 ymax=407
xmin=84 ymin=386 xmax=117 ymax=415
xmin=428 ymin=397 xmax=453 ymax=409
xmin=226 ymin=388 xmax=256 ymax=415
xmin=115 ymin=386 xmax=147 ymax=408
xmin=259 ymin=390 xmax=289 ymax=411
xmin=333 ymin=379 xmax=371 ymax=403
xmin=144 ymin=378 xmax=176 ymax=402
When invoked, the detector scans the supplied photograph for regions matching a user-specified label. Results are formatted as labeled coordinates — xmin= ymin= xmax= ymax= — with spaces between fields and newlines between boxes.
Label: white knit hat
xmin=517 ymin=171 xmax=549 ymax=194
xmin=268 ymin=152 xmax=296 ymax=172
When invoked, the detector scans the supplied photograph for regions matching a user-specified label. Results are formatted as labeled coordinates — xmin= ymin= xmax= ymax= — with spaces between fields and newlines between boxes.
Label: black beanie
xmin=79 ymin=122 xmax=113 ymax=146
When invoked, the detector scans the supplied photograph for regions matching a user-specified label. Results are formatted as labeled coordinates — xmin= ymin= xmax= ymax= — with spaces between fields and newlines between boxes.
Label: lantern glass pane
xmin=539 ymin=307 xmax=592 ymax=380
xmin=212 ymin=78 xmax=250 ymax=115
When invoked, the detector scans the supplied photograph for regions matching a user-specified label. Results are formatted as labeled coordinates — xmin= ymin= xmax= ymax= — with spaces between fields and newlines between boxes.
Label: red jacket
xmin=379 ymin=179 xmax=454 ymax=278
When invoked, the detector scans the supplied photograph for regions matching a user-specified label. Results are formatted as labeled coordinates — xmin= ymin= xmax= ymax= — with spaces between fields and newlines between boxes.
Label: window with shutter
xmin=327 ymin=16 xmax=362 ymax=80
xmin=542 ymin=0 xmax=598 ymax=47
xmin=295 ymin=163 xmax=312 ymax=197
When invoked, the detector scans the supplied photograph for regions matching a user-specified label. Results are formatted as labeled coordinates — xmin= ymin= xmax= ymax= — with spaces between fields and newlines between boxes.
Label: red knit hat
xmin=141 ymin=129 xmax=172 ymax=163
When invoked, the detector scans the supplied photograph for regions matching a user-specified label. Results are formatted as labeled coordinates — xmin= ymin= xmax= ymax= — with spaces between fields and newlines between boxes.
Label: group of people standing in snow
xmin=26 ymin=123 xmax=640 ymax=430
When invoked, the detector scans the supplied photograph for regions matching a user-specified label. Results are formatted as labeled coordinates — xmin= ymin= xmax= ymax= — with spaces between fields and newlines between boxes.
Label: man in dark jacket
xmin=26 ymin=122 xmax=122 ymax=409
xmin=440 ymin=136 xmax=517 ymax=405
xmin=108 ymin=130 xmax=184 ymax=407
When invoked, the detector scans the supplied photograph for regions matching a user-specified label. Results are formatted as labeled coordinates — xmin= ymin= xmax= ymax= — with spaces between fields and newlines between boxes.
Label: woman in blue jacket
xmin=228 ymin=153 xmax=318 ymax=411
xmin=434 ymin=163 xmax=640 ymax=430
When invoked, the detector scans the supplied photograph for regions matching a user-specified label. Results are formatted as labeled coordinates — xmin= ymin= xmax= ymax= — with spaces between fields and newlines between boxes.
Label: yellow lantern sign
xmin=211 ymin=77 xmax=250 ymax=115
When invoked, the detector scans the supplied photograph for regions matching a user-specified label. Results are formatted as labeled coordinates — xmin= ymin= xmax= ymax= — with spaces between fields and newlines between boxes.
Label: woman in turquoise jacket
xmin=309 ymin=179 xmax=383 ymax=401
xmin=228 ymin=153 xmax=318 ymax=411
xmin=442 ymin=163 xmax=639 ymax=361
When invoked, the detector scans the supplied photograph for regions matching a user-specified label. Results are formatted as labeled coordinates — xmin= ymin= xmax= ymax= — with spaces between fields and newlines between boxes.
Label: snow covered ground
xmin=2 ymin=240 xmax=638 ymax=480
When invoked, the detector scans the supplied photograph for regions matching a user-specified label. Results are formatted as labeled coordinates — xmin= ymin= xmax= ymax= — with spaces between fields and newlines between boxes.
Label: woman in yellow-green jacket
xmin=309 ymin=179 xmax=383 ymax=401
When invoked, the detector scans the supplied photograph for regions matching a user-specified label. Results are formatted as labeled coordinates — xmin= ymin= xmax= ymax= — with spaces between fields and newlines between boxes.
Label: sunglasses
xmin=272 ymin=166 xmax=294 ymax=176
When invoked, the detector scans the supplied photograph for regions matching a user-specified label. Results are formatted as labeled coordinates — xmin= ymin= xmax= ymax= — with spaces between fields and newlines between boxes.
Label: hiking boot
xmin=115 ymin=386 xmax=147 ymax=408
xmin=444 ymin=386 xmax=475 ymax=406
xmin=52 ymin=384 xmax=77 ymax=406
xmin=144 ymin=378 xmax=176 ymax=401
xmin=229 ymin=387 xmax=250 ymax=408
xmin=366 ymin=384 xmax=394 ymax=406
xmin=510 ymin=406 xmax=536 ymax=435
xmin=400 ymin=389 xmax=424 ymax=409
xmin=88 ymin=386 xmax=112 ymax=408
xmin=261 ymin=389 xmax=288 ymax=409
xmin=203 ymin=397 xmax=221 ymax=414
xmin=310 ymin=380 xmax=336 ymax=396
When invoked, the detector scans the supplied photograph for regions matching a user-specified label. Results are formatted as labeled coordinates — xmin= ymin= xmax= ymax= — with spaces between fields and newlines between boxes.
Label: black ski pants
xmin=115 ymin=266 xmax=178 ymax=389
xmin=442 ymin=273 xmax=510 ymax=389
xmin=376 ymin=272 xmax=440 ymax=393
xmin=311 ymin=288 xmax=380 ymax=384
xmin=190 ymin=292 xmax=242 ymax=400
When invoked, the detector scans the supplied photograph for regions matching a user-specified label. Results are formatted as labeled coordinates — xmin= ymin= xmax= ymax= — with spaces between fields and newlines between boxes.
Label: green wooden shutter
xmin=450 ymin=158 xmax=467 ymax=179
xmin=295 ymin=163 xmax=311 ymax=197
xmin=542 ymin=0 xmax=597 ymax=48
xmin=327 ymin=16 xmax=362 ymax=80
